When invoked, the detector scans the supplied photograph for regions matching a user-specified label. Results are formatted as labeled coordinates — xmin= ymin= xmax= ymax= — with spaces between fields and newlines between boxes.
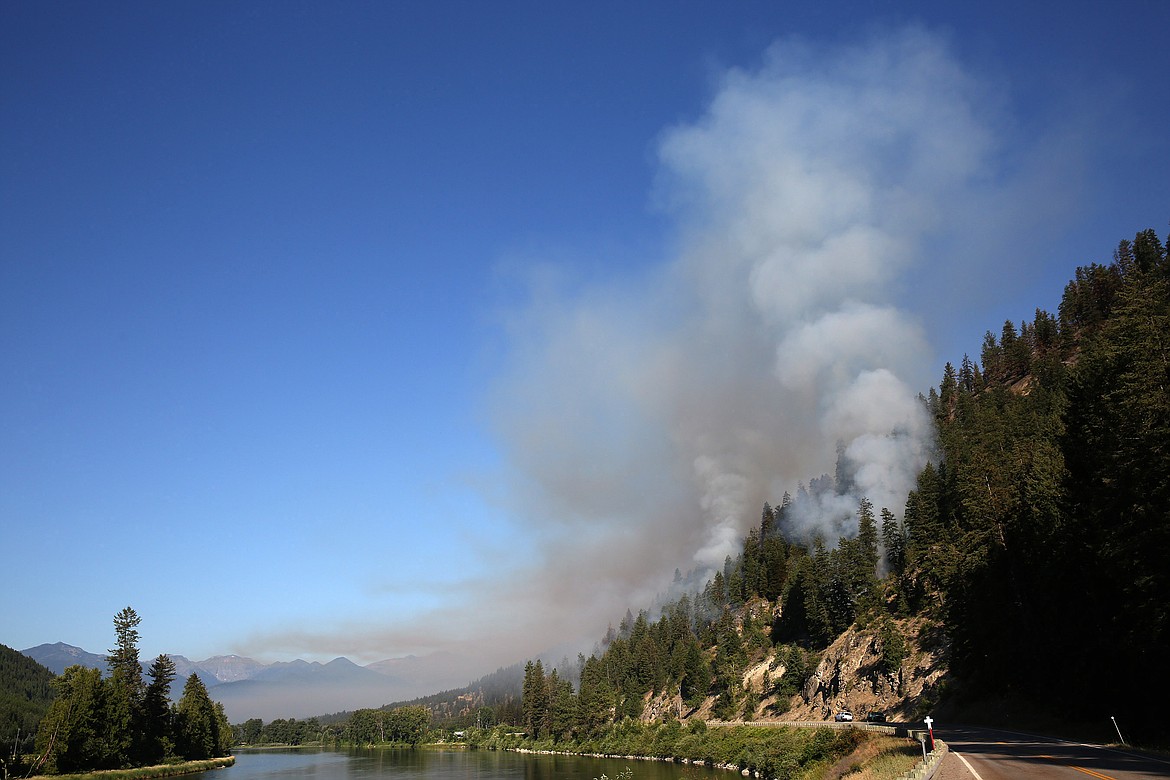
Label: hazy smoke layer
xmin=248 ymin=28 xmax=1032 ymax=681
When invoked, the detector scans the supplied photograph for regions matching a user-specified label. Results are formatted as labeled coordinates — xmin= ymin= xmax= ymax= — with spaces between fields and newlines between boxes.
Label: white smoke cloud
xmin=486 ymin=27 xmax=992 ymax=646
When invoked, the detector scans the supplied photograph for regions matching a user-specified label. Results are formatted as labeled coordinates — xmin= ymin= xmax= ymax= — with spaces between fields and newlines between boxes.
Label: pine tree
xmin=760 ymin=532 xmax=788 ymax=602
xmin=856 ymin=499 xmax=879 ymax=580
xmin=708 ymin=570 xmax=726 ymax=608
xmin=575 ymin=656 xmax=614 ymax=737
xmin=143 ymin=654 xmax=177 ymax=763
xmin=876 ymin=617 xmax=907 ymax=690
xmin=213 ymin=703 xmax=233 ymax=756
xmin=805 ymin=540 xmax=834 ymax=646
xmin=546 ymin=671 xmax=577 ymax=741
xmin=677 ymin=635 xmax=710 ymax=707
xmin=880 ymin=508 xmax=904 ymax=577
xmin=760 ymin=502 xmax=776 ymax=539
xmin=711 ymin=613 xmax=745 ymax=719
xmin=521 ymin=660 xmax=549 ymax=738
xmin=959 ymin=355 xmax=976 ymax=393
xmin=174 ymin=674 xmax=220 ymax=760
xmin=980 ymin=331 xmax=1003 ymax=382
xmin=999 ymin=320 xmax=1021 ymax=378
xmin=937 ymin=362 xmax=958 ymax=420
xmin=106 ymin=607 xmax=145 ymax=765
xmin=741 ymin=527 xmax=762 ymax=599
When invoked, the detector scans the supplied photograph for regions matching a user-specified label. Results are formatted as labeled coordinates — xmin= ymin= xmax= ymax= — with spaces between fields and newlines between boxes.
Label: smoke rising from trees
xmin=242 ymin=27 xmax=1074 ymax=686
xmin=491 ymin=28 xmax=983 ymax=608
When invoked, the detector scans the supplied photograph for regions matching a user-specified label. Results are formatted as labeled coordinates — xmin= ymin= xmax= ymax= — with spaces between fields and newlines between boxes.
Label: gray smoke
xmin=492 ymin=27 xmax=980 ymax=586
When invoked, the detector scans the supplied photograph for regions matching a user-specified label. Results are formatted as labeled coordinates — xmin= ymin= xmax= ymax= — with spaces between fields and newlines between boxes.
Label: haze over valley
xmin=20 ymin=642 xmax=468 ymax=721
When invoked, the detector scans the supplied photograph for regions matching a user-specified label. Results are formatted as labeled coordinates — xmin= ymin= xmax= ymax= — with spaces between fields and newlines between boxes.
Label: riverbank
xmin=473 ymin=721 xmax=925 ymax=779
xmin=506 ymin=737 xmax=922 ymax=780
xmin=26 ymin=756 xmax=235 ymax=780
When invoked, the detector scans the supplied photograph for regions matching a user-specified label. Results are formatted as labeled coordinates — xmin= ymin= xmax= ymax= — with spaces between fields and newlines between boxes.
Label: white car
xmin=834 ymin=710 xmax=853 ymax=722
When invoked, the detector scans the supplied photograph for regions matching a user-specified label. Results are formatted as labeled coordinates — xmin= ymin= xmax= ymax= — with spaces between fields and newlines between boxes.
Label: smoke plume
xmin=485 ymin=28 xmax=989 ymax=654
xmin=499 ymin=33 xmax=971 ymax=533
xmin=246 ymin=27 xmax=1054 ymax=683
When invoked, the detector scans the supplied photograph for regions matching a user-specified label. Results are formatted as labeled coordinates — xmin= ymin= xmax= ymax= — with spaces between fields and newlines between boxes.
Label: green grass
xmin=26 ymin=756 xmax=235 ymax=780
xmin=821 ymin=736 xmax=922 ymax=780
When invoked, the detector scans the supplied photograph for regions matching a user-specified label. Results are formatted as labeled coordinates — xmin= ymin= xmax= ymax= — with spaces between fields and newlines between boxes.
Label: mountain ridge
xmin=19 ymin=642 xmax=475 ymax=721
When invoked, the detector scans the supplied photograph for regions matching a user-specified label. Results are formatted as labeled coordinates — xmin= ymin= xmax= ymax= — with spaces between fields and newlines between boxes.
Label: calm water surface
xmin=206 ymin=748 xmax=732 ymax=780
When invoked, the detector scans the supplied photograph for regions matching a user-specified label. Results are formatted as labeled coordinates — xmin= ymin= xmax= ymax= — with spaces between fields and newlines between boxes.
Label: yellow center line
xmin=1033 ymin=754 xmax=1115 ymax=779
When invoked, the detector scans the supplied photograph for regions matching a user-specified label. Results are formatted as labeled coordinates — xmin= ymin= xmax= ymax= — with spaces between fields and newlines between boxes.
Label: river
xmin=200 ymin=748 xmax=735 ymax=780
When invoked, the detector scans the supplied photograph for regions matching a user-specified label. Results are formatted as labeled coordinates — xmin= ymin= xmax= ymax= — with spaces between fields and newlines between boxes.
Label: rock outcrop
xmin=639 ymin=615 xmax=950 ymax=725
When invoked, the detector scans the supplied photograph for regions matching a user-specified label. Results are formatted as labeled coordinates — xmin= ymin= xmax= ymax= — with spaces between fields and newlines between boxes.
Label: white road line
xmin=954 ymin=751 xmax=986 ymax=780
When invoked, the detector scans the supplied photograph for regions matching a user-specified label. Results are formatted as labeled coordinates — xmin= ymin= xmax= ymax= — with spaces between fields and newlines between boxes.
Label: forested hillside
xmin=0 ymin=644 xmax=54 ymax=763
xmin=387 ymin=664 xmax=525 ymax=728
xmin=312 ymin=664 xmax=524 ymax=734
xmin=910 ymin=226 xmax=1168 ymax=736
xmin=510 ymin=225 xmax=1169 ymax=746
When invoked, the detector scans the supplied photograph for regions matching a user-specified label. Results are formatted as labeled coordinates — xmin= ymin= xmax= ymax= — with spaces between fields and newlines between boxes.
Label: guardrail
xmin=897 ymin=738 xmax=945 ymax=780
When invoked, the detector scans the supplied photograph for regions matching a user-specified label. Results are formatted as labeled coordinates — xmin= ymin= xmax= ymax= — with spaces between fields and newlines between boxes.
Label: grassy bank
xmin=475 ymin=721 xmax=887 ymax=779
xmin=817 ymin=735 xmax=921 ymax=780
xmin=26 ymin=756 xmax=235 ymax=780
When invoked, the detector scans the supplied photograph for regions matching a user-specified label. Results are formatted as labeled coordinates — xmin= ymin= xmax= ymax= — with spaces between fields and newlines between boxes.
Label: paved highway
xmin=931 ymin=724 xmax=1170 ymax=780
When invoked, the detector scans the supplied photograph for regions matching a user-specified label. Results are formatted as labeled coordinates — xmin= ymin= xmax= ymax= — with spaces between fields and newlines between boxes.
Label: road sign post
xmin=924 ymin=716 xmax=935 ymax=752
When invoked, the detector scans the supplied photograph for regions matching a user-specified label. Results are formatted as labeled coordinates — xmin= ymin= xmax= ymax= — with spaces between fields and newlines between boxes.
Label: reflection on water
xmin=204 ymin=748 xmax=730 ymax=780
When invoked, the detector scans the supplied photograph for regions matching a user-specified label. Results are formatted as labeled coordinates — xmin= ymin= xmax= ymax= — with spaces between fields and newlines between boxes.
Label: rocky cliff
xmin=641 ymin=615 xmax=949 ymax=725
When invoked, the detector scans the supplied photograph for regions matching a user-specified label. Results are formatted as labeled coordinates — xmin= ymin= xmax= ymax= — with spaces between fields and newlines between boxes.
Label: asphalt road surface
xmin=931 ymin=724 xmax=1170 ymax=780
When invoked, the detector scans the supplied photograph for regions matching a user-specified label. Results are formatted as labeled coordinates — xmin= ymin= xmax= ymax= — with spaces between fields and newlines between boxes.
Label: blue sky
xmin=3 ymin=1 xmax=1168 ymax=683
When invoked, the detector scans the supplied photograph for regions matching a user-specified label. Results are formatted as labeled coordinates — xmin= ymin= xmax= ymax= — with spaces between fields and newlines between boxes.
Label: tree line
xmin=910 ymin=226 xmax=1168 ymax=740
xmin=234 ymin=716 xmax=323 ymax=746
xmin=515 ymin=224 xmax=1168 ymax=744
xmin=30 ymin=608 xmax=232 ymax=775
xmin=234 ymin=707 xmax=429 ymax=747
xmin=332 ymin=706 xmax=429 ymax=745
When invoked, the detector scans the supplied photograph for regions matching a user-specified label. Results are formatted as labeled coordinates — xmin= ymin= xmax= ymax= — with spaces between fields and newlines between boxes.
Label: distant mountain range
xmin=20 ymin=642 xmax=472 ymax=722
